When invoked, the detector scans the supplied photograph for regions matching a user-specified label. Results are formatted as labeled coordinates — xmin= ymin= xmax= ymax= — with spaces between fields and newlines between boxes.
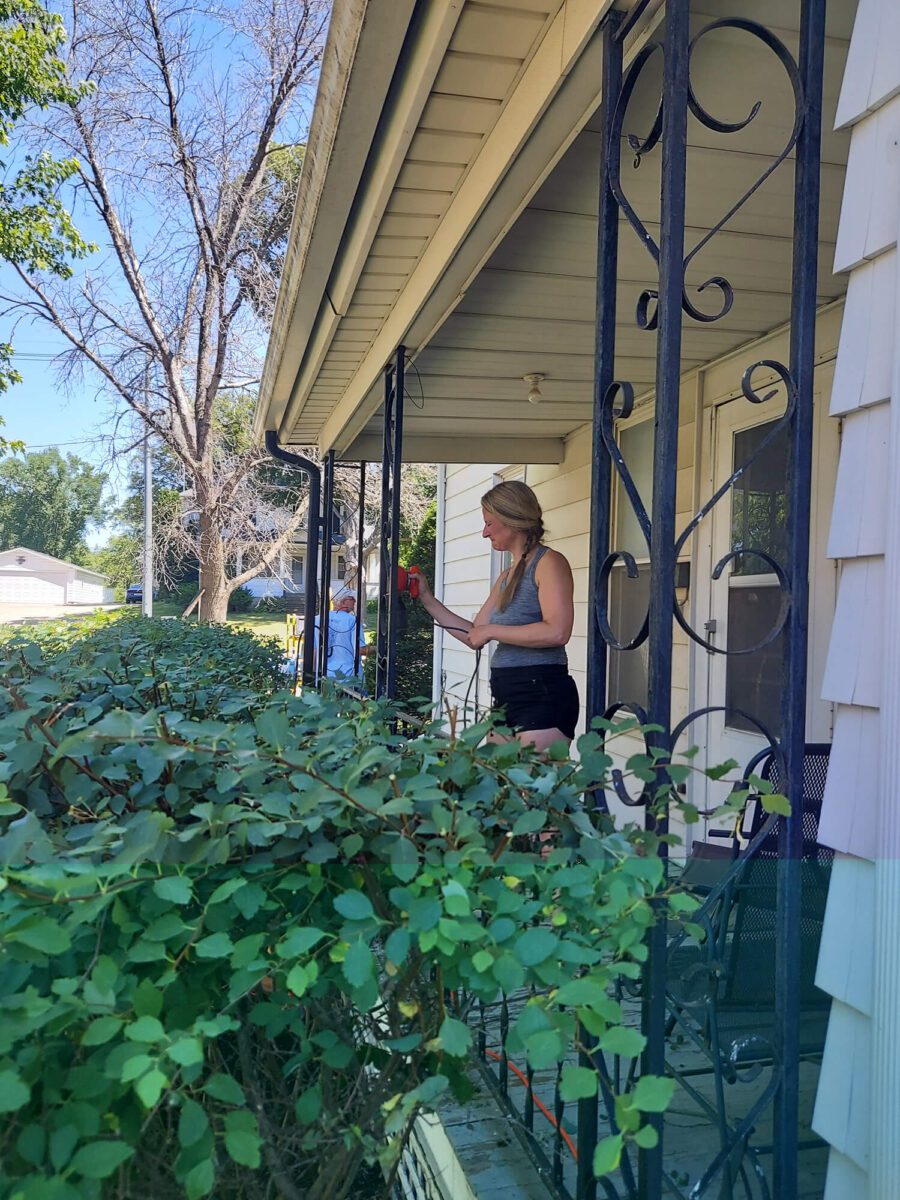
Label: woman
xmin=411 ymin=480 xmax=579 ymax=751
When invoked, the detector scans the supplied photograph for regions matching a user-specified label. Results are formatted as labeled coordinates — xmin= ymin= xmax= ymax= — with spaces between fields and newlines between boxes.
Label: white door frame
xmin=693 ymin=360 xmax=838 ymax=810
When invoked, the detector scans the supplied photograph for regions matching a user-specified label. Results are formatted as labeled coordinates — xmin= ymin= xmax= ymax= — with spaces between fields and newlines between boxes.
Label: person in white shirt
xmin=315 ymin=588 xmax=368 ymax=679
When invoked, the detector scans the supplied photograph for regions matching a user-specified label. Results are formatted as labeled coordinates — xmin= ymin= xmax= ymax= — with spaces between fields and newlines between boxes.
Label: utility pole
xmin=142 ymin=428 xmax=153 ymax=617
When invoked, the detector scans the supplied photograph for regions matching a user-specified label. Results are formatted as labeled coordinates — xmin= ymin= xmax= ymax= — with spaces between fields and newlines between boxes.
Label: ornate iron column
xmin=354 ymin=460 xmax=367 ymax=676
xmin=263 ymin=433 xmax=320 ymax=688
xmin=375 ymin=347 xmax=406 ymax=700
xmin=588 ymin=2 xmax=826 ymax=1197
xmin=318 ymin=448 xmax=336 ymax=682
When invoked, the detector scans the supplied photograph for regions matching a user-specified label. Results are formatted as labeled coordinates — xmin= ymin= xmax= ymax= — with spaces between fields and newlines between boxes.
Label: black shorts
xmin=490 ymin=664 xmax=580 ymax=740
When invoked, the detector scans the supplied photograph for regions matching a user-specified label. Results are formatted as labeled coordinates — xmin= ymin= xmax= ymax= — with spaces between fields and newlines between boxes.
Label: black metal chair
xmin=664 ymin=744 xmax=833 ymax=1199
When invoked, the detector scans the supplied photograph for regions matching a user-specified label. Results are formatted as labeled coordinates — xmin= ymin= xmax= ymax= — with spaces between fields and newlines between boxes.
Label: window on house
xmin=608 ymin=419 xmax=653 ymax=711
xmin=337 ymin=555 xmax=347 ymax=580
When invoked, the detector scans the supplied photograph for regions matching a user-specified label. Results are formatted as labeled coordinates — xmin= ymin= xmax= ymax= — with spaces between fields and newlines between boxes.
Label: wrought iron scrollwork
xmin=594 ymin=381 xmax=651 ymax=652
xmin=609 ymin=19 xmax=803 ymax=331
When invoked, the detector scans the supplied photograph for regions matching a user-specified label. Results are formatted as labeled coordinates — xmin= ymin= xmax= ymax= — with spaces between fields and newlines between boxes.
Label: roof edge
xmin=254 ymin=0 xmax=419 ymax=444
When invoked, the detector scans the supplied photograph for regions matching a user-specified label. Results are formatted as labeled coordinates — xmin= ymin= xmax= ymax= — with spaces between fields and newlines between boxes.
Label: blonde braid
xmin=497 ymin=523 xmax=543 ymax=612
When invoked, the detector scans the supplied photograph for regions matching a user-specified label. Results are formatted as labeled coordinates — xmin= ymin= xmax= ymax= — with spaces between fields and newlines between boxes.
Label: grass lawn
xmin=146 ymin=601 xmax=288 ymax=648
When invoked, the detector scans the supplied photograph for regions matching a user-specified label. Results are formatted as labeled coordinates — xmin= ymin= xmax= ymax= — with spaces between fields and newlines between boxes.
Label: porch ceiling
xmin=257 ymin=0 xmax=855 ymax=466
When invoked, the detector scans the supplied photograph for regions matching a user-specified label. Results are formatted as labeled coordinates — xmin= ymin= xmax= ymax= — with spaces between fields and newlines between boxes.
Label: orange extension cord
xmin=483 ymin=1048 xmax=578 ymax=1160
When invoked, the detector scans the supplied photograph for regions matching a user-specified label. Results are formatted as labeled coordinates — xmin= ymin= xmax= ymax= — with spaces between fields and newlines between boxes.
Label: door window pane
xmin=725 ymin=417 xmax=787 ymax=733
xmin=730 ymin=420 xmax=788 ymax=576
xmin=608 ymin=565 xmax=650 ymax=710
xmin=725 ymin=585 xmax=784 ymax=734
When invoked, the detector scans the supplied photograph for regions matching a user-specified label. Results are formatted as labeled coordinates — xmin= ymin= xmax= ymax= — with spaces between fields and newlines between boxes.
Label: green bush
xmin=226 ymin=586 xmax=254 ymax=614
xmin=0 ymin=609 xmax=284 ymax=722
xmin=0 ymin=619 xmax=721 ymax=1199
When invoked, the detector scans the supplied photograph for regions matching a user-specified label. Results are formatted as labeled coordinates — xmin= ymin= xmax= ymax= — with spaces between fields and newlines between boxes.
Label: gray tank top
xmin=489 ymin=545 xmax=568 ymax=669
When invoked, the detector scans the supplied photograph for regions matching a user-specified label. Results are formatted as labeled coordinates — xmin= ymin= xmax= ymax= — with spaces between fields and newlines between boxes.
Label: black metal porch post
xmin=385 ymin=345 xmax=406 ymax=701
xmin=375 ymin=365 xmax=394 ymax=698
xmin=355 ymin=460 xmax=366 ymax=676
xmin=586 ymin=11 xmax=623 ymax=734
xmin=641 ymin=6 xmax=690 ymax=1196
xmin=579 ymin=12 xmax=624 ymax=1199
xmin=318 ymin=448 xmax=335 ymax=682
xmin=775 ymin=0 xmax=825 ymax=1192
xmin=263 ymin=432 xmax=320 ymax=688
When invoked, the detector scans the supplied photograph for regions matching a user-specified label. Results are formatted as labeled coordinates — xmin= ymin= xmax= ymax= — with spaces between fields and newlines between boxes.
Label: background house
xmin=0 ymin=547 xmax=114 ymax=606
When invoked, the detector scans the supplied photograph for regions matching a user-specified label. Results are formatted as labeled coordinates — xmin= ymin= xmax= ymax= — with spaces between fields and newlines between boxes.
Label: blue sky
xmin=0 ymin=293 xmax=134 ymax=547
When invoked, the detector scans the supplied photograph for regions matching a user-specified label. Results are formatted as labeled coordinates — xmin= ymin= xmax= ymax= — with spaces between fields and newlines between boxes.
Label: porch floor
xmin=443 ymin=993 xmax=827 ymax=1200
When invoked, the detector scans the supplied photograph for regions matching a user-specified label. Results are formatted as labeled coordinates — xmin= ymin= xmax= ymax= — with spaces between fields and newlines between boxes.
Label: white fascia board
xmin=268 ymin=0 xmax=466 ymax=444
xmin=319 ymin=0 xmax=615 ymax=457
xmin=254 ymin=0 xmax=419 ymax=443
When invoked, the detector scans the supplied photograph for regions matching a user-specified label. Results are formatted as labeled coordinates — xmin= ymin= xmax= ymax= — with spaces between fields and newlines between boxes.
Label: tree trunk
xmin=197 ymin=502 xmax=230 ymax=623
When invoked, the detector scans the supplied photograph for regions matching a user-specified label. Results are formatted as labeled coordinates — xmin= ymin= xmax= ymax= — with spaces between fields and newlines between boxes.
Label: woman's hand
xmin=407 ymin=567 xmax=432 ymax=601
xmin=467 ymin=624 xmax=494 ymax=651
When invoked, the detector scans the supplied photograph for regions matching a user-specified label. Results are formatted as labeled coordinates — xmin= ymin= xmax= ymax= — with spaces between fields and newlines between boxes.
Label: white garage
xmin=0 ymin=547 xmax=114 ymax=606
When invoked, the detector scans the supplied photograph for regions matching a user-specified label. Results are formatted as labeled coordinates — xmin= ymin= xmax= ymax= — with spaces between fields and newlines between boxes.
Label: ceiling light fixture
xmin=523 ymin=372 xmax=545 ymax=405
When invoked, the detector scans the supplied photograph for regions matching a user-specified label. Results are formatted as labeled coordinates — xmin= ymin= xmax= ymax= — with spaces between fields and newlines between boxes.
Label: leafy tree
xmin=3 ymin=0 xmax=330 ymax=621
xmin=0 ymin=446 xmax=105 ymax=559
xmin=0 ymin=0 xmax=93 ymax=442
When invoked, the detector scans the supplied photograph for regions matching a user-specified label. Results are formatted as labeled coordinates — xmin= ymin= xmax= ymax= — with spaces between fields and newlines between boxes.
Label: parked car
xmin=125 ymin=584 xmax=158 ymax=604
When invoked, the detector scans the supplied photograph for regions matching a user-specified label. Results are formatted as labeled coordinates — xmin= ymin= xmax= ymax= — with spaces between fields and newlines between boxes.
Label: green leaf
xmin=511 ymin=808 xmax=547 ymax=836
xmin=514 ymin=926 xmax=558 ymax=966
xmin=16 ymin=1123 xmax=45 ymax=1167
xmin=153 ymin=876 xmax=193 ymax=905
xmin=69 ymin=1140 xmax=135 ymax=1180
xmin=524 ymin=1029 xmax=565 ymax=1069
xmin=168 ymin=1037 xmax=204 ymax=1067
xmin=493 ymin=953 xmax=525 ymax=994
xmin=0 ymin=1068 xmax=30 ymax=1112
xmin=631 ymin=1075 xmax=675 ymax=1114
xmin=178 ymin=1099 xmax=209 ymax=1149
xmin=135 ymin=1068 xmax=167 ymax=1108
xmin=760 ymin=791 xmax=791 ymax=817
xmin=184 ymin=1157 xmax=215 ymax=1200
xmin=286 ymin=964 xmax=311 ymax=996
xmin=8 ymin=918 xmax=70 ymax=954
xmin=295 ymin=1084 xmax=322 ymax=1125
xmin=125 ymin=1016 xmax=166 ymax=1043
xmin=195 ymin=932 xmax=234 ymax=959
xmin=207 ymin=877 xmax=246 ymax=905
xmin=334 ymin=891 xmax=374 ymax=921
xmin=633 ymin=1124 xmax=659 ymax=1149
xmin=385 ymin=928 xmax=410 ymax=966
xmin=82 ymin=1017 xmax=122 ymax=1046
xmin=442 ymin=880 xmax=470 ymax=916
xmin=121 ymin=1054 xmax=154 ymax=1083
xmin=593 ymin=1133 xmax=623 ymax=1177
xmin=276 ymin=927 xmax=327 ymax=958
xmin=223 ymin=1113 xmax=261 ymax=1168
xmin=132 ymin=980 xmax=163 ymax=1018
xmin=471 ymin=949 xmax=493 ymax=974
xmin=203 ymin=1073 xmax=245 ymax=1106
xmin=559 ymin=1065 xmax=597 ymax=1101
xmin=343 ymin=939 xmax=374 ymax=988
xmin=390 ymin=836 xmax=419 ymax=882
xmin=599 ymin=1026 xmax=646 ymax=1058
xmin=408 ymin=896 xmax=442 ymax=933
xmin=437 ymin=1016 xmax=471 ymax=1058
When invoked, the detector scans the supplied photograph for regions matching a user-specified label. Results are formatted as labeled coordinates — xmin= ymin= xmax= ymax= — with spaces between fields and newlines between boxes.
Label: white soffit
xmin=260 ymin=0 xmax=854 ymax=461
